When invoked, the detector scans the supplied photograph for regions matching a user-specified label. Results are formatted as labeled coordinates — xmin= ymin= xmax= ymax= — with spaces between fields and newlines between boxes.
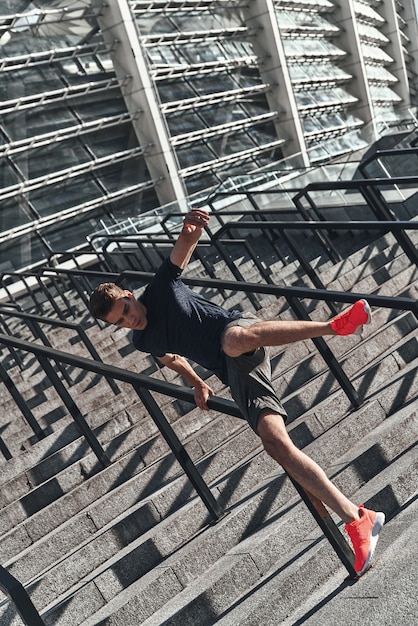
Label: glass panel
xmin=248 ymin=121 xmax=279 ymax=144
xmin=180 ymin=42 xmax=225 ymax=64
xmin=0 ymin=5 xmax=97 ymax=50
xmin=0 ymin=197 xmax=34 ymax=231
xmin=278 ymin=10 xmax=339 ymax=32
xmin=30 ymin=176 xmax=102 ymax=217
xmin=365 ymin=64 xmax=398 ymax=82
xmin=71 ymin=92 xmax=126 ymax=120
xmin=177 ymin=144 xmax=215 ymax=168
xmin=42 ymin=209 xmax=116 ymax=251
xmin=2 ymin=105 xmax=76 ymax=141
xmin=208 ymin=131 xmax=255 ymax=156
xmin=288 ymin=63 xmax=310 ymax=80
xmin=0 ymin=232 xmax=50 ymax=272
xmin=13 ymin=139 xmax=91 ymax=178
xmin=295 ymin=92 xmax=316 ymax=107
xmin=0 ymin=159 xmax=23 ymax=187
xmin=302 ymin=116 xmax=323 ymax=133
xmin=369 ymin=85 xmax=402 ymax=102
xmin=354 ymin=1 xmax=385 ymax=23
xmin=188 ymin=73 xmax=238 ymax=95
xmin=198 ymin=103 xmax=247 ymax=127
xmin=185 ymin=171 xmax=220 ymax=194
xmin=158 ymin=78 xmax=197 ymax=103
xmin=358 ymin=22 xmax=389 ymax=43
xmin=167 ymin=110 xmax=206 ymax=135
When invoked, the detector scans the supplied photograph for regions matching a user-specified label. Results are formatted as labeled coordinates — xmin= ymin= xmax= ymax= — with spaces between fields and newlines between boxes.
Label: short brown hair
xmin=89 ymin=282 xmax=126 ymax=321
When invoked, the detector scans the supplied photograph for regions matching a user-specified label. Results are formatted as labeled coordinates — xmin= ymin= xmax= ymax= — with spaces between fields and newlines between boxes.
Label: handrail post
xmin=37 ymin=355 xmax=111 ymax=468
xmin=134 ymin=385 xmax=226 ymax=523
xmin=360 ymin=184 xmax=418 ymax=267
xmin=287 ymin=475 xmax=357 ymax=579
xmin=288 ymin=296 xmax=362 ymax=408
xmin=0 ymin=362 xmax=46 ymax=440
xmin=0 ymin=566 xmax=45 ymax=626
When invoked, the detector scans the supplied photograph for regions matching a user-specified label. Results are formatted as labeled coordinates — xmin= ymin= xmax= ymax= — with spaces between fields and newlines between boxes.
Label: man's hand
xmin=181 ymin=209 xmax=210 ymax=238
xmin=171 ymin=209 xmax=210 ymax=269
xmin=193 ymin=380 xmax=214 ymax=411
xmin=158 ymin=353 xmax=214 ymax=411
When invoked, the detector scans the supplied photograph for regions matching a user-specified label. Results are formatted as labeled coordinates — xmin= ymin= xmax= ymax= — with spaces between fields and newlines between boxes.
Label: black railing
xmin=0 ymin=304 xmax=120 ymax=395
xmin=2 ymin=215 xmax=416 ymax=408
xmin=0 ymin=331 xmax=357 ymax=582
xmin=0 ymin=566 xmax=45 ymax=626
xmin=115 ymin=266 xmax=416 ymax=409
xmin=289 ymin=176 xmax=418 ymax=267
xmin=0 ymin=150 xmax=417 ymax=618
xmin=358 ymin=147 xmax=418 ymax=179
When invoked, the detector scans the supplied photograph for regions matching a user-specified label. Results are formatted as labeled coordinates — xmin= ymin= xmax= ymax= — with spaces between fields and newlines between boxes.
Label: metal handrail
xmin=0 ymin=566 xmax=45 ymax=626
xmin=115 ymin=267 xmax=417 ymax=408
xmin=0 ymin=304 xmax=120 ymax=395
xmin=1 ymin=160 xmax=416 ymax=618
xmin=2 ymin=217 xmax=416 ymax=407
xmin=0 ymin=331 xmax=240 ymax=511
xmin=289 ymin=176 xmax=418 ymax=266
xmin=358 ymin=147 xmax=418 ymax=176
xmin=0 ymin=331 xmax=356 ymax=578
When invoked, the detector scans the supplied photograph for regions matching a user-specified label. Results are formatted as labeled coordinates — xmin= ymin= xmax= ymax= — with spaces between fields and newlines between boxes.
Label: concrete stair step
xmin=0 ymin=205 xmax=415 ymax=625
xmin=34 ymin=399 xmax=418 ymax=626
xmin=0 ymin=300 xmax=413 ymax=509
xmin=0 ymin=368 xmax=130 ymax=457
xmin=209 ymin=435 xmax=418 ymax=626
xmin=276 ymin=493 xmax=418 ymax=626
xmin=0 ymin=426 xmax=265 ymax=612
xmin=0 ymin=410 xmax=252 ymax=543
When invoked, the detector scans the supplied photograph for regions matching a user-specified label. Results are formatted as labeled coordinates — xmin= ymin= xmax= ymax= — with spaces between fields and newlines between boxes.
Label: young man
xmin=89 ymin=208 xmax=385 ymax=577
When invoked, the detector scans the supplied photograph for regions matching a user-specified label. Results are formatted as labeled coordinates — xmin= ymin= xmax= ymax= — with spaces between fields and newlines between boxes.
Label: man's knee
xmin=257 ymin=411 xmax=294 ymax=463
xmin=222 ymin=325 xmax=248 ymax=357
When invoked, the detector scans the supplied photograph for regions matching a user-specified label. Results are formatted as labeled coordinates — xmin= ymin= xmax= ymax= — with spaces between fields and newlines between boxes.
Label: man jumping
xmin=89 ymin=209 xmax=385 ymax=577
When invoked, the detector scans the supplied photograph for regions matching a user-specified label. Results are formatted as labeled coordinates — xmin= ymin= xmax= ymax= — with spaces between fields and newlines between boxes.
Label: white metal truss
xmin=160 ymin=84 xmax=270 ymax=113
xmin=0 ymin=112 xmax=140 ymax=158
xmin=0 ymin=146 xmax=147 ymax=202
xmin=0 ymin=41 xmax=112 ymax=73
xmin=151 ymin=56 xmax=260 ymax=80
xmin=0 ymin=180 xmax=158 ymax=246
xmin=0 ymin=77 xmax=129 ymax=115
xmin=171 ymin=112 xmax=280 ymax=146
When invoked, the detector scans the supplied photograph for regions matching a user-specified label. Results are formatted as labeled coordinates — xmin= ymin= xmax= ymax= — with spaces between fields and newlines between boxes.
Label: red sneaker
xmin=345 ymin=504 xmax=385 ymax=576
xmin=330 ymin=299 xmax=371 ymax=336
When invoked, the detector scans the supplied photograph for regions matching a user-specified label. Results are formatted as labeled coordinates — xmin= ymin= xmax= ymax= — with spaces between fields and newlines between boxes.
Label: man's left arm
xmin=170 ymin=209 xmax=210 ymax=270
xmin=157 ymin=353 xmax=214 ymax=410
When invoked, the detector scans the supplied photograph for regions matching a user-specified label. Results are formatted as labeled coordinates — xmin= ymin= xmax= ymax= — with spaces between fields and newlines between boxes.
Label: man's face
xmin=104 ymin=291 xmax=148 ymax=330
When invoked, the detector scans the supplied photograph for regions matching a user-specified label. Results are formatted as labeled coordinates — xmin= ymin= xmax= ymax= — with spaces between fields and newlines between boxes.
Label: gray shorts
xmin=222 ymin=313 xmax=288 ymax=434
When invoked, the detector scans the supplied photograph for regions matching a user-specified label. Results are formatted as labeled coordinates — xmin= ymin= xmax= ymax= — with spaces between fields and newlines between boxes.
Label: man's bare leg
xmin=222 ymin=299 xmax=371 ymax=357
xmin=222 ymin=319 xmax=334 ymax=358
xmin=257 ymin=411 xmax=359 ymax=524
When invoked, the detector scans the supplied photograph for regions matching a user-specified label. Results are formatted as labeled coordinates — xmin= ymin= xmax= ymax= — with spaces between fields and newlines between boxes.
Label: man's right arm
xmin=157 ymin=353 xmax=214 ymax=411
xmin=170 ymin=209 xmax=210 ymax=270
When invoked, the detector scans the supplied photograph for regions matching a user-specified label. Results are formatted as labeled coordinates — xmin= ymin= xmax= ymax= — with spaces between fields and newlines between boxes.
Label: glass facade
xmin=276 ymin=0 xmax=365 ymax=158
xmin=133 ymin=2 xmax=284 ymax=193
xmin=0 ymin=1 xmax=159 ymax=272
xmin=354 ymin=0 xmax=403 ymax=123
xmin=0 ymin=1 xmax=417 ymax=271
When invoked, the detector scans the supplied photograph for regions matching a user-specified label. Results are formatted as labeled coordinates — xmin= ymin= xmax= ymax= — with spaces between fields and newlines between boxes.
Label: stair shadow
xmin=289 ymin=579 xmax=358 ymax=625
xmin=360 ymin=367 xmax=416 ymax=414
xmin=214 ymin=534 xmax=340 ymax=626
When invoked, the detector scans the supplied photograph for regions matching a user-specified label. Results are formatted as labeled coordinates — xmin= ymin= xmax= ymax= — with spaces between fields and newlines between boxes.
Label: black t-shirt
xmin=132 ymin=257 xmax=241 ymax=383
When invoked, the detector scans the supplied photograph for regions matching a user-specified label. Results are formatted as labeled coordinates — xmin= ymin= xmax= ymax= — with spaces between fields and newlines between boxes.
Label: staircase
xmin=0 ymin=204 xmax=417 ymax=625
